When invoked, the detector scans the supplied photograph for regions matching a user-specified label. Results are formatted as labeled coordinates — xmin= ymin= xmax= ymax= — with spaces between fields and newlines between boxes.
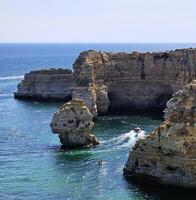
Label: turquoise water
xmin=1 ymin=43 xmax=196 ymax=199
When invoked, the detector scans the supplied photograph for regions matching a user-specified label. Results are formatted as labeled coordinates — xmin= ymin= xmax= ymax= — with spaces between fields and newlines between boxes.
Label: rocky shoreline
xmin=124 ymin=80 xmax=196 ymax=188
xmin=14 ymin=48 xmax=196 ymax=188
xmin=14 ymin=68 xmax=74 ymax=101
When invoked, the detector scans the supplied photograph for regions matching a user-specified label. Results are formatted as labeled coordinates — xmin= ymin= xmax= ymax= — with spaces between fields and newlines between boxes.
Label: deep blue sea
xmin=1 ymin=43 xmax=196 ymax=200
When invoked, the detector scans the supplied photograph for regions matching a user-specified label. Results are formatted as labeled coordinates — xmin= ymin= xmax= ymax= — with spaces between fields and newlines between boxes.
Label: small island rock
xmin=50 ymin=98 xmax=99 ymax=148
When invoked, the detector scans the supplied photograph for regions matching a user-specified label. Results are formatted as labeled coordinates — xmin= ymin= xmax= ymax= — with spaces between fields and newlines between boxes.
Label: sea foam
xmin=102 ymin=129 xmax=146 ymax=149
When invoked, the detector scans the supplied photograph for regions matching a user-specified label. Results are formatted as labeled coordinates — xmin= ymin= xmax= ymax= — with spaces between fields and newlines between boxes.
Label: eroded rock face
xmin=73 ymin=49 xmax=196 ymax=111
xmin=124 ymin=80 xmax=196 ymax=188
xmin=50 ymin=98 xmax=99 ymax=148
xmin=71 ymin=81 xmax=110 ymax=117
xmin=71 ymin=83 xmax=98 ymax=118
xmin=14 ymin=68 xmax=74 ymax=101
xmin=15 ymin=48 xmax=196 ymax=115
xmin=96 ymin=80 xmax=110 ymax=114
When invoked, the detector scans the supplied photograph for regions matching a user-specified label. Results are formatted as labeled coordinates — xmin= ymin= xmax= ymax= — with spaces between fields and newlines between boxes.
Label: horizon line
xmin=0 ymin=42 xmax=196 ymax=44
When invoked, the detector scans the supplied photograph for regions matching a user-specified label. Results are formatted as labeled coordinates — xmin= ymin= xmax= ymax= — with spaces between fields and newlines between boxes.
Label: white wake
xmin=101 ymin=129 xmax=146 ymax=149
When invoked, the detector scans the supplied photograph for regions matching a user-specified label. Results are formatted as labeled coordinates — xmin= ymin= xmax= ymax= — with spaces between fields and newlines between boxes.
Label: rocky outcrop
xmin=73 ymin=48 xmax=196 ymax=111
xmin=71 ymin=83 xmax=98 ymax=118
xmin=14 ymin=68 xmax=74 ymax=101
xmin=124 ymin=80 xmax=196 ymax=188
xmin=96 ymin=80 xmax=110 ymax=114
xmin=50 ymin=98 xmax=99 ymax=148
xmin=71 ymin=81 xmax=110 ymax=117
xmin=15 ymin=48 xmax=196 ymax=115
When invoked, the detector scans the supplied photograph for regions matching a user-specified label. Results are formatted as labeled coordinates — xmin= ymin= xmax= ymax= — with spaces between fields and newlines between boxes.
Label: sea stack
xmin=50 ymin=98 xmax=99 ymax=148
xmin=124 ymin=80 xmax=196 ymax=188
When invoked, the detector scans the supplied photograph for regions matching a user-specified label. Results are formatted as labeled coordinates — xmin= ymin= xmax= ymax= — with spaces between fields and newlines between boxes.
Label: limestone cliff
xmin=14 ymin=68 xmax=74 ymax=101
xmin=124 ymin=80 xmax=196 ymax=188
xmin=71 ymin=83 xmax=98 ymax=118
xmin=15 ymin=48 xmax=196 ymax=115
xmin=73 ymin=48 xmax=196 ymax=111
xmin=50 ymin=98 xmax=99 ymax=148
xmin=71 ymin=81 xmax=110 ymax=117
xmin=95 ymin=80 xmax=110 ymax=114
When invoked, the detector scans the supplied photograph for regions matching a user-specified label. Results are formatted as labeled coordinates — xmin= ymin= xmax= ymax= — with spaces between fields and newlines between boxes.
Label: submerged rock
xmin=50 ymin=98 xmax=99 ymax=148
xmin=124 ymin=80 xmax=196 ymax=188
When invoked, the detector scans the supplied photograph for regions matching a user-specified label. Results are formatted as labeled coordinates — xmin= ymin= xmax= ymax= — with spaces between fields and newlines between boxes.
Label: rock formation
xmin=124 ymin=80 xmax=196 ymax=188
xmin=15 ymin=48 xmax=196 ymax=115
xmin=95 ymin=80 xmax=110 ymax=114
xmin=71 ymin=81 xmax=110 ymax=117
xmin=71 ymin=83 xmax=98 ymax=118
xmin=73 ymin=49 xmax=196 ymax=112
xmin=50 ymin=98 xmax=99 ymax=148
xmin=14 ymin=68 xmax=74 ymax=101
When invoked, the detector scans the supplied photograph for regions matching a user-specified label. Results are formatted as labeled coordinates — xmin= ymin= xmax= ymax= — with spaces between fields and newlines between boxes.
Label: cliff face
xmin=14 ymin=68 xmax=74 ymax=101
xmin=72 ymin=83 xmax=98 ymax=118
xmin=15 ymin=48 xmax=196 ymax=115
xmin=71 ymin=81 xmax=110 ymax=117
xmin=73 ymin=49 xmax=196 ymax=111
xmin=124 ymin=80 xmax=196 ymax=188
xmin=50 ymin=98 xmax=99 ymax=148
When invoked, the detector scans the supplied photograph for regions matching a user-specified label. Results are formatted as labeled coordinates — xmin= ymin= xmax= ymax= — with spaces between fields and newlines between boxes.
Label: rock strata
xmin=15 ymin=48 xmax=196 ymax=115
xmin=50 ymin=98 xmax=99 ymax=148
xmin=71 ymin=83 xmax=98 ymax=118
xmin=95 ymin=80 xmax=110 ymax=114
xmin=14 ymin=68 xmax=74 ymax=101
xmin=71 ymin=81 xmax=110 ymax=117
xmin=124 ymin=80 xmax=196 ymax=188
xmin=73 ymin=48 xmax=196 ymax=111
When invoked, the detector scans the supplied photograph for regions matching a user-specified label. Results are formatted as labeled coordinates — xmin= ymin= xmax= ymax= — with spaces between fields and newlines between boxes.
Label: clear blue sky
xmin=0 ymin=0 xmax=196 ymax=43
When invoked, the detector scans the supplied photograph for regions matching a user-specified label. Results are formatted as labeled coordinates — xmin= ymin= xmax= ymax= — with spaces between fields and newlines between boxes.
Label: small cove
xmin=1 ymin=43 xmax=196 ymax=199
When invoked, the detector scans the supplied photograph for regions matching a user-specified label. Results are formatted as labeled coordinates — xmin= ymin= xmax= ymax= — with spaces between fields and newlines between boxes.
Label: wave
xmin=0 ymin=75 xmax=24 ymax=81
xmin=101 ymin=129 xmax=145 ymax=149
xmin=0 ymin=93 xmax=13 ymax=97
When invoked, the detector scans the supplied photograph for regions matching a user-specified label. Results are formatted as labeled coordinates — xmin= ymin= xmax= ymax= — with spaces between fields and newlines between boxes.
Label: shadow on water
xmin=54 ymin=148 xmax=94 ymax=163
xmin=104 ymin=109 xmax=164 ymax=122
xmin=14 ymin=98 xmax=63 ymax=108
xmin=124 ymin=176 xmax=196 ymax=200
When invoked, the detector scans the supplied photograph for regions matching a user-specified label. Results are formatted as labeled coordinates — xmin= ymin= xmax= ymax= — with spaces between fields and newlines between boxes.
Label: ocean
xmin=0 ymin=43 xmax=196 ymax=200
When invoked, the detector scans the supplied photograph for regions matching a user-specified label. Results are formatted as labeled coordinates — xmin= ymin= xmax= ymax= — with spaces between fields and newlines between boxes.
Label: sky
xmin=0 ymin=0 xmax=196 ymax=43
